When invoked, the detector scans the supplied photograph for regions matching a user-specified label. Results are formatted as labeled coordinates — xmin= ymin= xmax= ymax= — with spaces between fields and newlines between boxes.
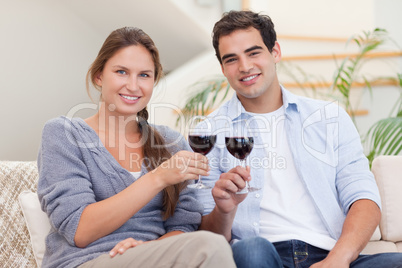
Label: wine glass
xmin=187 ymin=116 xmax=216 ymax=189
xmin=225 ymin=119 xmax=260 ymax=194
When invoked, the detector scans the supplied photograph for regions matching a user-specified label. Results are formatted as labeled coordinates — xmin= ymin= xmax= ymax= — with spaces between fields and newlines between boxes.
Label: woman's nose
xmin=126 ymin=76 xmax=139 ymax=91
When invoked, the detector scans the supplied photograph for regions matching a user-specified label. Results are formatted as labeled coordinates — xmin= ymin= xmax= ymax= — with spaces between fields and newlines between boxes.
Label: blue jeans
xmin=231 ymin=237 xmax=402 ymax=268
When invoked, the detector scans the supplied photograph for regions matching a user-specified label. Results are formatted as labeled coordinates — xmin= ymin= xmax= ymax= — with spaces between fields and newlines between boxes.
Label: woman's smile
xmin=119 ymin=94 xmax=141 ymax=104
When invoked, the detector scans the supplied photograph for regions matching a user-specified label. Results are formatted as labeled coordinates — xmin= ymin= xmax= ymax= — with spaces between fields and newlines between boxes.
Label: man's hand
xmin=199 ymin=165 xmax=251 ymax=240
xmin=309 ymin=256 xmax=349 ymax=268
xmin=211 ymin=165 xmax=251 ymax=214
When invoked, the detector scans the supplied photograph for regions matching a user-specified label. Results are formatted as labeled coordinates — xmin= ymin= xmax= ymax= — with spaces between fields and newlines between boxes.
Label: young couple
xmin=38 ymin=10 xmax=402 ymax=268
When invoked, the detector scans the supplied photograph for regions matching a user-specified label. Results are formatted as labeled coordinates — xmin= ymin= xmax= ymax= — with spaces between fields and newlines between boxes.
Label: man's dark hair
xmin=212 ymin=10 xmax=277 ymax=64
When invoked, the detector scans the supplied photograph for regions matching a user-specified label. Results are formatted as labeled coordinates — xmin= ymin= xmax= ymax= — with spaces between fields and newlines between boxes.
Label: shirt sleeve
xmin=37 ymin=117 xmax=95 ymax=246
xmin=335 ymin=108 xmax=381 ymax=214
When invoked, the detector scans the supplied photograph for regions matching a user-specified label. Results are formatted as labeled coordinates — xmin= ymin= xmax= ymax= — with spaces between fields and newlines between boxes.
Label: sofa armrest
xmin=0 ymin=161 xmax=38 ymax=267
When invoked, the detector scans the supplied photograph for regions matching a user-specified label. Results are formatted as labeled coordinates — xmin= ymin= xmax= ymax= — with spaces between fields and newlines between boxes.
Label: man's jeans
xmin=231 ymin=237 xmax=402 ymax=268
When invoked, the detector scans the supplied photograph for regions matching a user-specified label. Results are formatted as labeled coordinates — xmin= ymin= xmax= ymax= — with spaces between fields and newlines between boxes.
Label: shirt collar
xmin=281 ymin=85 xmax=300 ymax=113
xmin=225 ymin=85 xmax=300 ymax=120
xmin=226 ymin=94 xmax=246 ymax=121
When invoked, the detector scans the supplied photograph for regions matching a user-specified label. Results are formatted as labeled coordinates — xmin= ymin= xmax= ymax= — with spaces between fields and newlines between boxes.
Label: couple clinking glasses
xmin=37 ymin=10 xmax=402 ymax=268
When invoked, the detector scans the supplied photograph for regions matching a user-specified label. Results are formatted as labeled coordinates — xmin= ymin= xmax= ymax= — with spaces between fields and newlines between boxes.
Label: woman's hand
xmin=152 ymin=150 xmax=209 ymax=187
xmin=109 ymin=238 xmax=146 ymax=257
xmin=109 ymin=231 xmax=184 ymax=257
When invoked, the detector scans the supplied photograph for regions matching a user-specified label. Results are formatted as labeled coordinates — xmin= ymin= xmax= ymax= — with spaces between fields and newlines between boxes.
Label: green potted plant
xmin=364 ymin=73 xmax=401 ymax=164
xmin=177 ymin=75 xmax=231 ymax=124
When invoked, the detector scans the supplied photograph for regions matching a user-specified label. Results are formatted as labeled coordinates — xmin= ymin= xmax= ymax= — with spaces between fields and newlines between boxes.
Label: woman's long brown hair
xmin=86 ymin=27 xmax=184 ymax=219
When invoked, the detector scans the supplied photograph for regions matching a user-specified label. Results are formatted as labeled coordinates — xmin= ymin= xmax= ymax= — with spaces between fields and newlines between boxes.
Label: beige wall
xmin=0 ymin=0 xmax=103 ymax=160
xmin=264 ymin=0 xmax=374 ymax=37
xmin=0 ymin=0 xmax=400 ymax=161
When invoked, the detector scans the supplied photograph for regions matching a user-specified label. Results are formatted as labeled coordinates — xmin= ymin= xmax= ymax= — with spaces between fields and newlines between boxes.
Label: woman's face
xmin=96 ymin=45 xmax=155 ymax=117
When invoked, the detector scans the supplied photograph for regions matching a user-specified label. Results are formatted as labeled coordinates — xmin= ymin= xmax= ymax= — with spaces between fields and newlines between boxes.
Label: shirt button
xmin=253 ymin=222 xmax=258 ymax=227
xmin=255 ymin=193 xmax=260 ymax=198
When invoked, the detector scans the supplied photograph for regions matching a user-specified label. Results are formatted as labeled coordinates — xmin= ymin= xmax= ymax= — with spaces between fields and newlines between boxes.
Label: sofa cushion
xmin=19 ymin=191 xmax=51 ymax=267
xmin=371 ymin=155 xmax=402 ymax=242
xmin=0 ymin=161 xmax=38 ymax=267
xmin=396 ymin=242 xmax=402 ymax=253
xmin=361 ymin=241 xmax=398 ymax=255
xmin=370 ymin=225 xmax=381 ymax=241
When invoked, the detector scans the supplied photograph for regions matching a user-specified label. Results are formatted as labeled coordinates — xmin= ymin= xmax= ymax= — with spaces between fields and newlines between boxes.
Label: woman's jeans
xmin=231 ymin=237 xmax=402 ymax=268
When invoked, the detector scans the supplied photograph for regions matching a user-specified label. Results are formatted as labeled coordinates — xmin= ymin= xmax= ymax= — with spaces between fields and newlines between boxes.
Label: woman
xmin=37 ymin=27 xmax=235 ymax=268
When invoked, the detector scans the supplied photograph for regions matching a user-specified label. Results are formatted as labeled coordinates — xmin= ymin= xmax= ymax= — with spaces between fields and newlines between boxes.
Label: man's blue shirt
xmin=194 ymin=86 xmax=381 ymax=242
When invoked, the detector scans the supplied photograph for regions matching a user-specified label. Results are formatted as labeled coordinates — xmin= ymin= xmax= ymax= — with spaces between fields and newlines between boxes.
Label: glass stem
xmin=196 ymin=175 xmax=202 ymax=185
xmin=241 ymin=159 xmax=250 ymax=189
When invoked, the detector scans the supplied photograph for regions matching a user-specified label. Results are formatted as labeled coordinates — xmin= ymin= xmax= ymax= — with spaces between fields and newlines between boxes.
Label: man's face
xmin=218 ymin=27 xmax=281 ymax=106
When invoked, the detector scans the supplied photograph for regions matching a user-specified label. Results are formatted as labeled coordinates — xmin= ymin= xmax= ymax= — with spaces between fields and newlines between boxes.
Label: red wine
xmin=225 ymin=137 xmax=254 ymax=160
xmin=189 ymin=135 xmax=217 ymax=155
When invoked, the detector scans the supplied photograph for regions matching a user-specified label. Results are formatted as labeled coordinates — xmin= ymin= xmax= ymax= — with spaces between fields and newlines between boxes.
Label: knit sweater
xmin=37 ymin=116 xmax=203 ymax=268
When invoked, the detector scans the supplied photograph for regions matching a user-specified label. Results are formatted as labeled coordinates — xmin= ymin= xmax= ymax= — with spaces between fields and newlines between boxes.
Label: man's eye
xmin=250 ymin=52 xmax=260 ymax=56
xmin=117 ymin=70 xmax=126 ymax=75
xmin=225 ymin=58 xmax=236 ymax=64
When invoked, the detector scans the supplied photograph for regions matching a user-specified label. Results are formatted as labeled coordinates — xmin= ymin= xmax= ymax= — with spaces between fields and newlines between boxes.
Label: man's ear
xmin=272 ymin=41 xmax=282 ymax=63
xmin=220 ymin=64 xmax=225 ymax=76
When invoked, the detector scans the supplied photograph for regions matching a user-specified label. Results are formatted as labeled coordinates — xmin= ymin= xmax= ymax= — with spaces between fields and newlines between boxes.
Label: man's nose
xmin=239 ymin=58 xmax=253 ymax=73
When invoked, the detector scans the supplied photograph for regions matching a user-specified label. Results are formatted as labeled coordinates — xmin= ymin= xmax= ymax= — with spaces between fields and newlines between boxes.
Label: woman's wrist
xmin=146 ymin=170 xmax=168 ymax=190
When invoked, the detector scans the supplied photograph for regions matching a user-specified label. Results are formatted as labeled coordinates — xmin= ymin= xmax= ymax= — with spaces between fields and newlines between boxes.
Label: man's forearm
xmin=199 ymin=207 xmax=237 ymax=241
xmin=326 ymin=199 xmax=381 ymax=264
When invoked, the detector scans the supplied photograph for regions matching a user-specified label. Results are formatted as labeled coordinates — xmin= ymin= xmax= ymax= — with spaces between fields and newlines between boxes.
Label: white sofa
xmin=362 ymin=155 xmax=402 ymax=254
xmin=0 ymin=156 xmax=401 ymax=267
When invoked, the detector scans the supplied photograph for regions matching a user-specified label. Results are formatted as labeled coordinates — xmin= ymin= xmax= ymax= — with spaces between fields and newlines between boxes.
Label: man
xmin=195 ymin=10 xmax=402 ymax=267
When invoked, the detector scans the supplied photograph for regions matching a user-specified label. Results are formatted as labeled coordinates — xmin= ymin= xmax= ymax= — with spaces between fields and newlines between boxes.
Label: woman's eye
xmin=139 ymin=73 xmax=149 ymax=78
xmin=117 ymin=70 xmax=126 ymax=75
